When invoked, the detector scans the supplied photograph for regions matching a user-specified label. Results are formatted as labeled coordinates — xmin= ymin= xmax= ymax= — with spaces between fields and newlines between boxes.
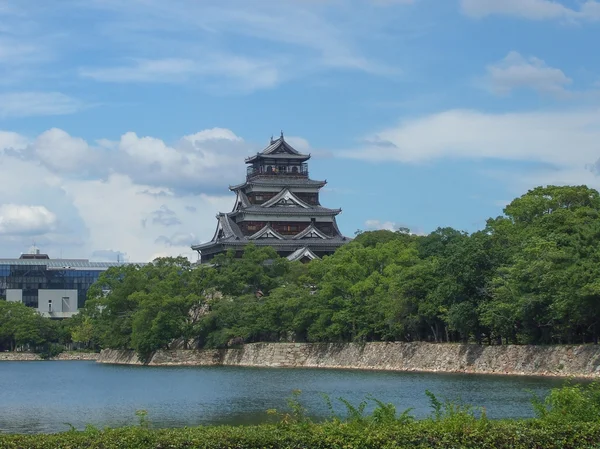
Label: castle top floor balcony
xmin=247 ymin=163 xmax=309 ymax=180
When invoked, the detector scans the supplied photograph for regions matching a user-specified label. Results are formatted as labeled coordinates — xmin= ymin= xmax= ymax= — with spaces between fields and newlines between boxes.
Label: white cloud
xmin=155 ymin=232 xmax=198 ymax=247
xmin=347 ymin=108 xmax=600 ymax=167
xmin=33 ymin=128 xmax=99 ymax=174
xmin=7 ymin=126 xmax=250 ymax=192
xmin=90 ymin=249 xmax=128 ymax=263
xmin=184 ymin=128 xmax=243 ymax=143
xmin=0 ymin=0 xmax=403 ymax=94
xmin=75 ymin=0 xmax=399 ymax=84
xmin=284 ymin=136 xmax=311 ymax=153
xmin=62 ymin=174 xmax=232 ymax=262
xmin=0 ymin=131 xmax=28 ymax=151
xmin=461 ymin=0 xmax=600 ymax=21
xmin=79 ymin=58 xmax=198 ymax=83
xmin=0 ymin=92 xmax=83 ymax=118
xmin=79 ymin=55 xmax=282 ymax=92
xmin=485 ymin=51 xmax=572 ymax=96
xmin=364 ymin=219 xmax=424 ymax=235
xmin=0 ymin=126 xmax=301 ymax=261
xmin=365 ymin=219 xmax=399 ymax=231
xmin=115 ymin=128 xmax=249 ymax=191
xmin=345 ymin=108 xmax=600 ymax=198
xmin=0 ymin=204 xmax=57 ymax=236
xmin=148 ymin=205 xmax=182 ymax=227
xmin=80 ymin=56 xmax=281 ymax=87
xmin=0 ymin=40 xmax=41 ymax=64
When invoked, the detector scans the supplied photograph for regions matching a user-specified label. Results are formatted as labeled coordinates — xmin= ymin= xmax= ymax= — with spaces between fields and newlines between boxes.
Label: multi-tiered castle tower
xmin=193 ymin=133 xmax=348 ymax=263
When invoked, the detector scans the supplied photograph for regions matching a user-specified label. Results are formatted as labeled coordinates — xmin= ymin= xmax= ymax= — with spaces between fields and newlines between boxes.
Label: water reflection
xmin=0 ymin=361 xmax=572 ymax=434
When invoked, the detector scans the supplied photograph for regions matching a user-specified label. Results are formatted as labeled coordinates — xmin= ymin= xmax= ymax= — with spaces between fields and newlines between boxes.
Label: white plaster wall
xmin=6 ymin=289 xmax=22 ymax=302
xmin=37 ymin=289 xmax=78 ymax=313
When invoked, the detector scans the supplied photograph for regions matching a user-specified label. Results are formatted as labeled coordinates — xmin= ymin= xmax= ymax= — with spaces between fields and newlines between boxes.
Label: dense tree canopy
xmin=0 ymin=301 xmax=66 ymax=352
xmin=4 ymin=185 xmax=600 ymax=358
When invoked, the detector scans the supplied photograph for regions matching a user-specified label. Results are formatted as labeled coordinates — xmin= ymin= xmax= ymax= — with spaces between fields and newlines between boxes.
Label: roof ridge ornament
xmin=280 ymin=130 xmax=284 ymax=140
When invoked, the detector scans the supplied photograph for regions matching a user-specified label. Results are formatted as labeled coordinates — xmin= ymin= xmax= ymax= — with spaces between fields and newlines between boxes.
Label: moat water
xmin=0 ymin=361 xmax=572 ymax=434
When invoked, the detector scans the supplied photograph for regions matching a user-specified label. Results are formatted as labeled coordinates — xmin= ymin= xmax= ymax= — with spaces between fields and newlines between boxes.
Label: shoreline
xmin=98 ymin=358 xmax=599 ymax=380
xmin=4 ymin=342 xmax=600 ymax=379
xmin=96 ymin=342 xmax=600 ymax=379
xmin=0 ymin=352 xmax=99 ymax=362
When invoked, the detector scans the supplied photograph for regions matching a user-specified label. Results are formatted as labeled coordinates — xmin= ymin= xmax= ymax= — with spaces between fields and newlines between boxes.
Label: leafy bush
xmin=2 ymin=421 xmax=600 ymax=449
xmin=425 ymin=389 xmax=488 ymax=433
xmin=3 ymin=385 xmax=600 ymax=448
xmin=531 ymin=381 xmax=600 ymax=423
xmin=38 ymin=343 xmax=65 ymax=360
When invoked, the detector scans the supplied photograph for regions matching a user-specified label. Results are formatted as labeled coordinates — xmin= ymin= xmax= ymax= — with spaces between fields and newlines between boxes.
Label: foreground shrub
xmin=3 ymin=383 xmax=600 ymax=448
xmin=1 ymin=421 xmax=600 ymax=449
xmin=532 ymin=381 xmax=600 ymax=423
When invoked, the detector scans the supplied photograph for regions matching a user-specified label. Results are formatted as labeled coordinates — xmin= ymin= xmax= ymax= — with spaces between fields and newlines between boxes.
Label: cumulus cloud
xmin=364 ymin=219 xmax=423 ymax=234
xmin=8 ymin=126 xmax=251 ymax=192
xmin=32 ymin=128 xmax=101 ymax=175
xmin=461 ymin=0 xmax=600 ymax=21
xmin=62 ymin=173 xmax=233 ymax=262
xmin=90 ymin=249 xmax=128 ymax=263
xmin=284 ymin=136 xmax=311 ymax=152
xmin=183 ymin=128 xmax=243 ymax=143
xmin=0 ymin=131 xmax=28 ymax=151
xmin=0 ymin=126 xmax=289 ymax=261
xmin=485 ymin=51 xmax=572 ymax=96
xmin=365 ymin=219 xmax=399 ymax=231
xmin=155 ymin=232 xmax=198 ymax=247
xmin=0 ymin=204 xmax=57 ymax=235
xmin=115 ymin=128 xmax=249 ymax=191
xmin=149 ymin=205 xmax=182 ymax=227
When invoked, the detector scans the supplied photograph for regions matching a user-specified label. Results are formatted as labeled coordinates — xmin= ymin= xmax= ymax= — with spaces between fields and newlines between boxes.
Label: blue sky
xmin=1 ymin=0 xmax=600 ymax=262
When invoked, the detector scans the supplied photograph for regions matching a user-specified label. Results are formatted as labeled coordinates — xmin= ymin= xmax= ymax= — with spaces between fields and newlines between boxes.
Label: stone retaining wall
xmin=0 ymin=352 xmax=99 ymax=361
xmin=98 ymin=342 xmax=600 ymax=378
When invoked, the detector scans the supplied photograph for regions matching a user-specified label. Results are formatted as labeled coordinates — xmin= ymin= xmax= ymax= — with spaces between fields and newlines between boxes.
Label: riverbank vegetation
xmin=2 ymin=383 xmax=600 ymax=448
xmin=69 ymin=185 xmax=600 ymax=360
xmin=4 ymin=185 xmax=600 ymax=359
xmin=0 ymin=301 xmax=71 ymax=357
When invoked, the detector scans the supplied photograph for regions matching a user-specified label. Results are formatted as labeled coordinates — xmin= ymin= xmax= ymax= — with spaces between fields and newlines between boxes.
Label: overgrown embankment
xmin=98 ymin=342 xmax=600 ymax=377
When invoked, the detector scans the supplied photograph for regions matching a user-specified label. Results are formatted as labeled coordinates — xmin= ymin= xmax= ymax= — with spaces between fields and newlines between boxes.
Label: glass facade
xmin=0 ymin=261 xmax=123 ymax=309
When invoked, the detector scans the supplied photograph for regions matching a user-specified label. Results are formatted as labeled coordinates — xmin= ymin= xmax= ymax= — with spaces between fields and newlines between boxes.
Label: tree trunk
xmin=429 ymin=324 xmax=438 ymax=343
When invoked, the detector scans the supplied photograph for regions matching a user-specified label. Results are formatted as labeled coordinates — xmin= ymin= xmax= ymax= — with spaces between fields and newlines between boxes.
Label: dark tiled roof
xmin=192 ymin=237 xmax=348 ymax=252
xmin=230 ymin=177 xmax=326 ymax=191
xmin=261 ymin=188 xmax=311 ymax=209
xmin=287 ymin=247 xmax=318 ymax=262
xmin=233 ymin=206 xmax=341 ymax=216
xmin=244 ymin=136 xmax=310 ymax=163
xmin=262 ymin=137 xmax=302 ymax=155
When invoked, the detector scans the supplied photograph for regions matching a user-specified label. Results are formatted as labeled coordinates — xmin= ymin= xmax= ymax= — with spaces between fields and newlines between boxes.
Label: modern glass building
xmin=0 ymin=248 xmax=133 ymax=318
